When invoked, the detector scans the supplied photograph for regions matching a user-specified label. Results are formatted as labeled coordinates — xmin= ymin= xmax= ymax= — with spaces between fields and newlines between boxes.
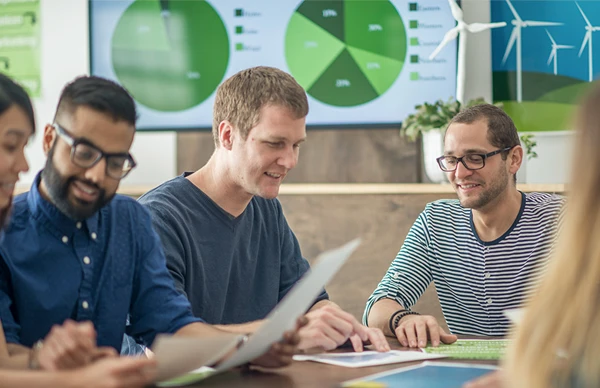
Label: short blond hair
xmin=212 ymin=66 xmax=309 ymax=146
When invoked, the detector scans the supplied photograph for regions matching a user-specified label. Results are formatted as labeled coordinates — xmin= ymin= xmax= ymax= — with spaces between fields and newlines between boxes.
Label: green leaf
xmin=519 ymin=134 xmax=538 ymax=160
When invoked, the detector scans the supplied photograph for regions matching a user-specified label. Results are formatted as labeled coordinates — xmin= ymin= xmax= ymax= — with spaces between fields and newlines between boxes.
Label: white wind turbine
xmin=546 ymin=30 xmax=573 ymax=75
xmin=429 ymin=0 xmax=506 ymax=103
xmin=501 ymin=0 xmax=562 ymax=102
xmin=576 ymin=2 xmax=600 ymax=82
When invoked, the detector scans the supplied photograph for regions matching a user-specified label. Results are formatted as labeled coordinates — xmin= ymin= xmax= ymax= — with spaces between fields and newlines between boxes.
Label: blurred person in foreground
xmin=466 ymin=82 xmax=600 ymax=388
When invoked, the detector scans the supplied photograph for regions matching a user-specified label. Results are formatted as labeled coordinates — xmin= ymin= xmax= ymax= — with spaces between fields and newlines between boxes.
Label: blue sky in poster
xmin=491 ymin=0 xmax=600 ymax=81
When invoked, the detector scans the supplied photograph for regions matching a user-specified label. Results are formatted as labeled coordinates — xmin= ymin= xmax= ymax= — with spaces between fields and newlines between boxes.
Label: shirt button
xmin=487 ymin=298 xmax=493 ymax=305
xmin=484 ymin=272 xmax=491 ymax=279
xmin=76 ymin=222 xmax=82 ymax=229
xmin=82 ymin=301 xmax=89 ymax=309
xmin=83 ymin=256 xmax=91 ymax=265
xmin=61 ymin=236 xmax=68 ymax=244
xmin=91 ymin=232 xmax=97 ymax=240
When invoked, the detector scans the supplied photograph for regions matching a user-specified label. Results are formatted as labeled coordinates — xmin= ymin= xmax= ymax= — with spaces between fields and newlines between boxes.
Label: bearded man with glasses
xmin=0 ymin=76 xmax=302 ymax=371
xmin=365 ymin=104 xmax=564 ymax=349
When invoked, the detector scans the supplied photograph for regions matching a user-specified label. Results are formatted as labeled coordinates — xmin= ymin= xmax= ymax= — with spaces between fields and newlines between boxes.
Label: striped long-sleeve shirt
xmin=364 ymin=192 xmax=564 ymax=336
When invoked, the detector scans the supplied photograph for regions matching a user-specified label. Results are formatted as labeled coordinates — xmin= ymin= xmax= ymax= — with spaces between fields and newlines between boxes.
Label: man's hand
xmin=299 ymin=305 xmax=390 ymax=352
xmin=37 ymin=320 xmax=117 ymax=370
xmin=249 ymin=317 xmax=307 ymax=368
xmin=66 ymin=357 xmax=156 ymax=388
xmin=394 ymin=314 xmax=457 ymax=348
xmin=463 ymin=370 xmax=504 ymax=388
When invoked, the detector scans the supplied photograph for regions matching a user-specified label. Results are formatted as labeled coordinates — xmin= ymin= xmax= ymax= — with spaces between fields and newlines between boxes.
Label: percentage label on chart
xmin=186 ymin=72 xmax=200 ymax=79
xmin=322 ymin=9 xmax=337 ymax=17
xmin=366 ymin=62 xmax=380 ymax=69
xmin=304 ymin=41 xmax=318 ymax=48
xmin=138 ymin=25 xmax=150 ymax=33
xmin=335 ymin=79 xmax=351 ymax=87
xmin=368 ymin=24 xmax=383 ymax=31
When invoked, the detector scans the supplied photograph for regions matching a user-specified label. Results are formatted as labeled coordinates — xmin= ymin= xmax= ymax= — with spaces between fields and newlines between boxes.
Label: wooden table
xmin=178 ymin=339 xmax=498 ymax=388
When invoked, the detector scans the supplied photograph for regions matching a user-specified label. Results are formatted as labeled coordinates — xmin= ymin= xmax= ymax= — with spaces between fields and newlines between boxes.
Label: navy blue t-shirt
xmin=139 ymin=173 xmax=328 ymax=324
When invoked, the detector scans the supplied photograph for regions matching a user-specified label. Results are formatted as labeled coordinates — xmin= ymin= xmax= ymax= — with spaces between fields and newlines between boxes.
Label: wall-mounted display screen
xmin=90 ymin=0 xmax=457 ymax=130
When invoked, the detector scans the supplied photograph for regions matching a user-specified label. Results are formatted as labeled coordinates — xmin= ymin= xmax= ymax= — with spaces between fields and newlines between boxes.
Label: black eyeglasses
xmin=436 ymin=146 xmax=515 ymax=172
xmin=53 ymin=123 xmax=137 ymax=179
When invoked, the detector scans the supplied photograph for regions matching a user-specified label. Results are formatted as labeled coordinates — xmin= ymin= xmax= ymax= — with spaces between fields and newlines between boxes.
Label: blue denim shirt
xmin=0 ymin=173 xmax=202 ymax=351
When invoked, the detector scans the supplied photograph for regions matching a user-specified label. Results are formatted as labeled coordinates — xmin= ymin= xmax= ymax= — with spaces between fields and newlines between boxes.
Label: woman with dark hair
xmin=0 ymin=73 xmax=34 ymax=228
xmin=0 ymin=73 xmax=155 ymax=387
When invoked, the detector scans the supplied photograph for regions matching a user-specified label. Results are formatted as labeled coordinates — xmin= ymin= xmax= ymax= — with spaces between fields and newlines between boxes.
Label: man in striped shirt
xmin=364 ymin=104 xmax=564 ymax=348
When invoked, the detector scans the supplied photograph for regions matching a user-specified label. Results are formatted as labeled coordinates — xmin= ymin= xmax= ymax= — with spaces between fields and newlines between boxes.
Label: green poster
xmin=0 ymin=0 xmax=41 ymax=97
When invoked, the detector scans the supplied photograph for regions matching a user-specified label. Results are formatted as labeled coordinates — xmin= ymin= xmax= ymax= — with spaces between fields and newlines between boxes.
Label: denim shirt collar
xmin=26 ymin=171 xmax=99 ymax=237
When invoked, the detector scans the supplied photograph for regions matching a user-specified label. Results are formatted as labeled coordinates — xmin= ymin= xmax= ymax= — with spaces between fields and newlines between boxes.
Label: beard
xmin=458 ymin=166 xmax=510 ymax=210
xmin=41 ymin=144 xmax=115 ymax=220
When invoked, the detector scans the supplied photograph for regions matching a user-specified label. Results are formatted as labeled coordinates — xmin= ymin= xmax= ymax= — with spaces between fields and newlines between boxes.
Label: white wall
xmin=21 ymin=0 xmax=176 ymax=188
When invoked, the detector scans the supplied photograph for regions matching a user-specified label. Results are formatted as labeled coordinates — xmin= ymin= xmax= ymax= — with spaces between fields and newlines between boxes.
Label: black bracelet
xmin=393 ymin=311 xmax=421 ymax=331
xmin=388 ymin=309 xmax=408 ymax=334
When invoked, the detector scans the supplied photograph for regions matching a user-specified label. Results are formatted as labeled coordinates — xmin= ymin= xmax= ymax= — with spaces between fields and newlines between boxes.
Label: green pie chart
xmin=285 ymin=0 xmax=406 ymax=107
xmin=111 ymin=0 xmax=229 ymax=112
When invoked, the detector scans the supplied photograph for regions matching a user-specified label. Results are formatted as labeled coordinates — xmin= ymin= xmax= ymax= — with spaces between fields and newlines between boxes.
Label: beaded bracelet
xmin=393 ymin=311 xmax=421 ymax=331
xmin=388 ymin=309 xmax=408 ymax=334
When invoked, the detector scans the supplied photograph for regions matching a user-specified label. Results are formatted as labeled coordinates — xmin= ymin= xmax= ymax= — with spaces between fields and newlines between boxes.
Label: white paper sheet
xmin=504 ymin=308 xmax=525 ymax=325
xmin=215 ymin=238 xmax=361 ymax=371
xmin=294 ymin=350 xmax=447 ymax=368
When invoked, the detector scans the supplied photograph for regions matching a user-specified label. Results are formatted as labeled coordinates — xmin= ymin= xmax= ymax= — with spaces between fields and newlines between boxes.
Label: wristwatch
xmin=28 ymin=340 xmax=44 ymax=370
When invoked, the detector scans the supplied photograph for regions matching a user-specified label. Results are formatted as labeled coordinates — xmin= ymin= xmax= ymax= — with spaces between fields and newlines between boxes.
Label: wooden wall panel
xmin=177 ymin=132 xmax=215 ymax=173
xmin=177 ymin=129 xmax=420 ymax=183
xmin=278 ymin=193 xmax=457 ymax=330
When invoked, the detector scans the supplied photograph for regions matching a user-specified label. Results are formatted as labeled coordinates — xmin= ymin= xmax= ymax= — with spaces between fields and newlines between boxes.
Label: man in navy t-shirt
xmin=139 ymin=66 xmax=389 ymax=353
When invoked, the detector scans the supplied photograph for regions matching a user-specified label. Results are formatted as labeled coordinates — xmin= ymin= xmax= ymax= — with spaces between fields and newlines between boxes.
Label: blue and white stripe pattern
xmin=364 ymin=192 xmax=564 ymax=336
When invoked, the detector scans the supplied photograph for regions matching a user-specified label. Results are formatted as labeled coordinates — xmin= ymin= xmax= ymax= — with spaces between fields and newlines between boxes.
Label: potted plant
xmin=401 ymin=97 xmax=537 ymax=183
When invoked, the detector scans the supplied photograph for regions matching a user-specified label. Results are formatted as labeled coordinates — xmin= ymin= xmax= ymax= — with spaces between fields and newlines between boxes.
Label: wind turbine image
xmin=501 ymin=0 xmax=562 ymax=102
xmin=429 ymin=0 xmax=506 ymax=103
xmin=159 ymin=0 xmax=172 ymax=42
xmin=576 ymin=2 xmax=600 ymax=82
xmin=546 ymin=30 xmax=573 ymax=75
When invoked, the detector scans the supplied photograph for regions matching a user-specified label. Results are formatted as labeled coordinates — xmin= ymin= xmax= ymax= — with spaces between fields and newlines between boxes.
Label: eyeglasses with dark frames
xmin=436 ymin=146 xmax=515 ymax=172
xmin=52 ymin=123 xmax=137 ymax=180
